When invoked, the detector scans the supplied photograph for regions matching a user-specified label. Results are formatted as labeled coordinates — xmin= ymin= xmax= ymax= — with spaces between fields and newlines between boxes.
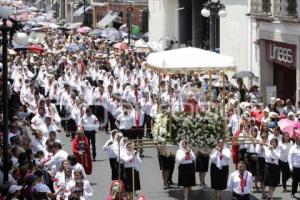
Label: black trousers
xmin=108 ymin=112 xmax=116 ymax=130
xmin=109 ymin=158 xmax=118 ymax=180
xmin=279 ymin=160 xmax=290 ymax=189
xmin=84 ymin=130 xmax=96 ymax=159
xmin=232 ymin=192 xmax=250 ymax=200
xmin=145 ymin=114 xmax=152 ymax=136
xmin=292 ymin=167 xmax=300 ymax=195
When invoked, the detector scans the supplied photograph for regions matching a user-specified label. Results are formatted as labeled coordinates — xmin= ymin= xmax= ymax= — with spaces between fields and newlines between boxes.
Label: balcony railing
xmin=250 ymin=0 xmax=272 ymax=16
xmin=273 ymin=0 xmax=297 ymax=18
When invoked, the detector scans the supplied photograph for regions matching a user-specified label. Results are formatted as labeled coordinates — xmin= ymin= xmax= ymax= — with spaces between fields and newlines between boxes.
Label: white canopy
xmin=146 ymin=47 xmax=236 ymax=74
xmin=97 ymin=11 xmax=119 ymax=28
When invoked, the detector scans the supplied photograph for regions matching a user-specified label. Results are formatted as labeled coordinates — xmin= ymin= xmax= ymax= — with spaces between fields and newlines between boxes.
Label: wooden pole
xmin=132 ymin=142 xmax=135 ymax=200
xmin=222 ymin=71 xmax=226 ymax=117
xmin=168 ymin=75 xmax=172 ymax=143
xmin=209 ymin=70 xmax=212 ymax=110
xmin=118 ymin=140 xmax=121 ymax=200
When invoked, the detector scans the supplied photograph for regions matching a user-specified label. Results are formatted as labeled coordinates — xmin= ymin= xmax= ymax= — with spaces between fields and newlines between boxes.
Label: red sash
xmin=240 ymin=172 xmax=248 ymax=192
xmin=185 ymin=152 xmax=190 ymax=160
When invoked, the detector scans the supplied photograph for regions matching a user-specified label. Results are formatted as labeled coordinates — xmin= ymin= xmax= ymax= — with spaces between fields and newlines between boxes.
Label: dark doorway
xmin=273 ymin=63 xmax=296 ymax=103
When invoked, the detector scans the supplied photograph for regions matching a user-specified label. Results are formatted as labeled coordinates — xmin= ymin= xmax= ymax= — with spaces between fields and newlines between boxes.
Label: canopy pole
xmin=209 ymin=70 xmax=212 ymax=111
xmin=132 ymin=142 xmax=135 ymax=200
xmin=222 ymin=71 xmax=226 ymax=117
xmin=169 ymin=75 xmax=172 ymax=143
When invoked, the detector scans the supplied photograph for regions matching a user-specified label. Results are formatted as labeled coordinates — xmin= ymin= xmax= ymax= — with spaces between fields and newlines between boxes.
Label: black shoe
xmin=66 ymin=132 xmax=70 ymax=137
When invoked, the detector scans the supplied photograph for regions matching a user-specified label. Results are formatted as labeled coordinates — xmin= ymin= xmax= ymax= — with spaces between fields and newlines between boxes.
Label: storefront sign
xmin=266 ymin=40 xmax=296 ymax=68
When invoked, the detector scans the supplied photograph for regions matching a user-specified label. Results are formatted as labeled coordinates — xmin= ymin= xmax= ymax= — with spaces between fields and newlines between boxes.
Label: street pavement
xmin=59 ymin=131 xmax=294 ymax=200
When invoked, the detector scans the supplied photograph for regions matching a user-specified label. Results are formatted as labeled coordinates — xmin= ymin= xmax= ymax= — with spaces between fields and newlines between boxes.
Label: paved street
xmin=58 ymin=131 xmax=294 ymax=200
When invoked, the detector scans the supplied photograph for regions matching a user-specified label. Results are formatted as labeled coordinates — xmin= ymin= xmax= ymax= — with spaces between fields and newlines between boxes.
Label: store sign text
xmin=266 ymin=40 xmax=296 ymax=67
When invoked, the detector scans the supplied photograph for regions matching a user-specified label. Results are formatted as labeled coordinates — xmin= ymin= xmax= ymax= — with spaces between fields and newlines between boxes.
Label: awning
xmin=73 ymin=5 xmax=92 ymax=17
xmin=97 ymin=11 xmax=119 ymax=28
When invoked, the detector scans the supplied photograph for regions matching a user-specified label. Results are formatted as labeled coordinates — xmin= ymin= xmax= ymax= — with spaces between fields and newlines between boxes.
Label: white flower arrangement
xmin=172 ymin=111 xmax=226 ymax=149
xmin=152 ymin=113 xmax=169 ymax=143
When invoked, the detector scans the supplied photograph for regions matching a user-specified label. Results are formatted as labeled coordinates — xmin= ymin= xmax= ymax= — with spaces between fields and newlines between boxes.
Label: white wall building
xmin=148 ymin=0 xmax=179 ymax=48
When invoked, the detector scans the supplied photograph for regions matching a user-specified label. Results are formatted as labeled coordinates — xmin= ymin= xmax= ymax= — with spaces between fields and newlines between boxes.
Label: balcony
xmin=273 ymin=0 xmax=297 ymax=18
xmin=250 ymin=0 xmax=272 ymax=16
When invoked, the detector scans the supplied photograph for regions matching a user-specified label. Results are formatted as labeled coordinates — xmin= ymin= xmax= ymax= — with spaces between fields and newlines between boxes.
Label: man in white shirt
xmin=116 ymin=105 xmax=134 ymax=139
xmin=44 ymin=142 xmax=69 ymax=175
xmin=82 ymin=107 xmax=99 ymax=161
xmin=31 ymin=107 xmax=46 ymax=131
xmin=228 ymin=161 xmax=253 ymax=200
xmin=288 ymin=135 xmax=300 ymax=198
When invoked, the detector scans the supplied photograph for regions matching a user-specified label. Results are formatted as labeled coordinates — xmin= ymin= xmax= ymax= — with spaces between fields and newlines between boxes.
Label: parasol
xmin=232 ymin=71 xmax=256 ymax=79
xmin=278 ymin=118 xmax=296 ymax=137
xmin=27 ymin=44 xmax=44 ymax=54
xmin=113 ymin=42 xmax=128 ymax=50
xmin=147 ymin=47 xmax=236 ymax=74
xmin=77 ymin=26 xmax=92 ymax=34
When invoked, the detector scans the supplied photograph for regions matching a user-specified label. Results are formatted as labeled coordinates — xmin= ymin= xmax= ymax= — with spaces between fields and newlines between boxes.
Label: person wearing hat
xmin=261 ymin=107 xmax=270 ymax=124
xmin=268 ymin=112 xmax=279 ymax=129
xmin=284 ymin=99 xmax=296 ymax=116
xmin=7 ymin=184 xmax=22 ymax=200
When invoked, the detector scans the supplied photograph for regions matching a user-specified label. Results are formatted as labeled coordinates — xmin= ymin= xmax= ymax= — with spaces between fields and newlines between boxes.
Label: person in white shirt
xmin=103 ymin=129 xmax=118 ymax=180
xmin=288 ymin=135 xmax=300 ymax=198
xmin=268 ymin=126 xmax=282 ymax=144
xmin=116 ymin=105 xmax=134 ymax=139
xmin=175 ymin=140 xmax=196 ymax=200
xmin=32 ymin=130 xmax=48 ymax=156
xmin=31 ymin=107 xmax=46 ymax=131
xmin=82 ymin=107 xmax=99 ymax=161
xmin=53 ymin=160 xmax=74 ymax=198
xmin=210 ymin=138 xmax=231 ymax=200
xmin=121 ymin=141 xmax=142 ymax=200
xmin=264 ymin=138 xmax=281 ymax=200
xmin=131 ymin=103 xmax=145 ymax=156
xmin=256 ymin=132 xmax=268 ymax=199
xmin=44 ymin=142 xmax=69 ymax=175
xmin=245 ymin=127 xmax=258 ymax=192
xmin=65 ymin=170 xmax=93 ymax=200
xmin=279 ymin=132 xmax=292 ymax=192
xmin=140 ymin=93 xmax=153 ymax=138
xmin=228 ymin=160 xmax=253 ymax=200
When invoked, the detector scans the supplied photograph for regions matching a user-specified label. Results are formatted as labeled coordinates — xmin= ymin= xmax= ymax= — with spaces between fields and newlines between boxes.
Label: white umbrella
xmin=68 ymin=22 xmax=82 ymax=29
xmin=146 ymin=47 xmax=236 ymax=73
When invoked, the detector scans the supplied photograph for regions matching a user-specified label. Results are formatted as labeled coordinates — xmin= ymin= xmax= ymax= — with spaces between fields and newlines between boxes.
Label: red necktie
xmin=135 ymin=111 xmax=140 ymax=127
xmin=240 ymin=172 xmax=246 ymax=192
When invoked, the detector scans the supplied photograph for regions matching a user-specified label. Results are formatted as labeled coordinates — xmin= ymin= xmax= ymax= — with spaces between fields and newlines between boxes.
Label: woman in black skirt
xmin=210 ymin=138 xmax=231 ymax=200
xmin=256 ymin=132 xmax=268 ymax=199
xmin=246 ymin=127 xmax=258 ymax=191
xmin=121 ymin=141 xmax=142 ymax=200
xmin=279 ymin=132 xmax=292 ymax=192
xmin=195 ymin=149 xmax=210 ymax=189
xmin=264 ymin=138 xmax=281 ymax=200
xmin=175 ymin=140 xmax=196 ymax=200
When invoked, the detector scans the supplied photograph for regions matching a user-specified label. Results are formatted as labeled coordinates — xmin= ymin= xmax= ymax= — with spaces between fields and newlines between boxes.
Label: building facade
xmin=249 ymin=0 xmax=300 ymax=104
xmin=92 ymin=0 xmax=148 ymax=31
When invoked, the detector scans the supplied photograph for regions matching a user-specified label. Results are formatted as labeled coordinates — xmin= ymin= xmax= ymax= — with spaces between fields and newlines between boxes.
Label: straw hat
xmin=269 ymin=112 xmax=279 ymax=119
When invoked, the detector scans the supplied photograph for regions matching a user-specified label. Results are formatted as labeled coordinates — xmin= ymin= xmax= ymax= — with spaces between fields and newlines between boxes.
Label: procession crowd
xmin=1 ymin=8 xmax=300 ymax=200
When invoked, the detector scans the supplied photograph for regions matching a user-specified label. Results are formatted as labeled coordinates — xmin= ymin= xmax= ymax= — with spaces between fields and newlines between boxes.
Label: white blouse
xmin=175 ymin=149 xmax=196 ymax=165
xmin=264 ymin=146 xmax=281 ymax=165
xmin=121 ymin=151 xmax=142 ymax=171
xmin=210 ymin=147 xmax=231 ymax=169
xmin=279 ymin=142 xmax=293 ymax=162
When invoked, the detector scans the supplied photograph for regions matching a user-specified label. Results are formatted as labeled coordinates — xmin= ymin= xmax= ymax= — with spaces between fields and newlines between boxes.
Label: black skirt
xmin=246 ymin=153 xmax=257 ymax=176
xmin=210 ymin=163 xmax=229 ymax=190
xmin=124 ymin=167 xmax=141 ymax=192
xmin=257 ymin=157 xmax=265 ymax=182
xmin=109 ymin=158 xmax=118 ymax=180
xmin=158 ymin=154 xmax=175 ymax=170
xmin=196 ymin=154 xmax=209 ymax=172
xmin=264 ymin=162 xmax=280 ymax=187
xmin=178 ymin=163 xmax=196 ymax=187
